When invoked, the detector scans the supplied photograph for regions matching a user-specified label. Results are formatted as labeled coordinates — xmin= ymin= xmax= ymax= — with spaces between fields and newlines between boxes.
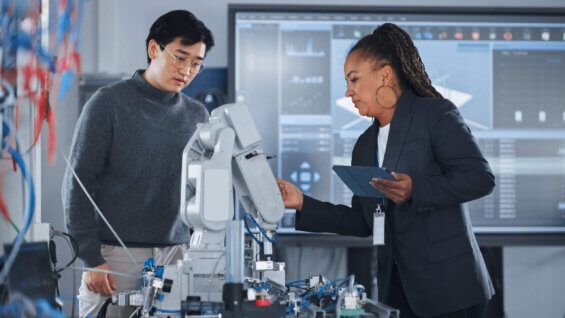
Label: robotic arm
xmin=179 ymin=102 xmax=284 ymax=248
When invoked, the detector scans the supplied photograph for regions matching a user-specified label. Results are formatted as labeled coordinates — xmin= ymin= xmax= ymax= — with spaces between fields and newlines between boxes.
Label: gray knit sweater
xmin=62 ymin=70 xmax=209 ymax=267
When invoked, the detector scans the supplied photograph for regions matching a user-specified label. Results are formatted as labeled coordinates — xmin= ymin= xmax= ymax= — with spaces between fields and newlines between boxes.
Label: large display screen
xmin=229 ymin=6 xmax=565 ymax=233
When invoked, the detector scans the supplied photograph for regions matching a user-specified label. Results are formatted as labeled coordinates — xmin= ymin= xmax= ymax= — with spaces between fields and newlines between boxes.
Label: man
xmin=62 ymin=10 xmax=214 ymax=317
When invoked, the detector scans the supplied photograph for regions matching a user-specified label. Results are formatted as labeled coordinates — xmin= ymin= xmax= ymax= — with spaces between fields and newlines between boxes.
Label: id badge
xmin=373 ymin=204 xmax=385 ymax=246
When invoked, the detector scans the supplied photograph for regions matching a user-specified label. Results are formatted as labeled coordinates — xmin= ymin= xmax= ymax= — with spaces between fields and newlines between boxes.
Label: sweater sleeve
xmin=411 ymin=100 xmax=495 ymax=207
xmin=62 ymin=89 xmax=114 ymax=267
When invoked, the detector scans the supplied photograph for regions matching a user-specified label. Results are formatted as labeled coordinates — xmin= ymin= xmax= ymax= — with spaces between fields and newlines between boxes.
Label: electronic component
xmin=2 ymin=242 xmax=56 ymax=306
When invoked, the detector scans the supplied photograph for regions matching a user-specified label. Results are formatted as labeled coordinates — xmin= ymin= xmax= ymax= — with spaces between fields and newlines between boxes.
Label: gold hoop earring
xmin=376 ymin=85 xmax=398 ymax=109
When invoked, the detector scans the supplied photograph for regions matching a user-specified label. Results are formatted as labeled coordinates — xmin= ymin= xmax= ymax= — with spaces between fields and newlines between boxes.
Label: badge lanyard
xmin=374 ymin=132 xmax=386 ymax=245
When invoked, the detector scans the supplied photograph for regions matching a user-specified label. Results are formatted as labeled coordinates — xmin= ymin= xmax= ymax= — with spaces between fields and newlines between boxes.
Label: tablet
xmin=332 ymin=165 xmax=395 ymax=198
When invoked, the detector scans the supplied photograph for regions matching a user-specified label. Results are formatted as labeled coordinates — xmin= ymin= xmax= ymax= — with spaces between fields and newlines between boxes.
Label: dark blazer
xmin=295 ymin=90 xmax=495 ymax=317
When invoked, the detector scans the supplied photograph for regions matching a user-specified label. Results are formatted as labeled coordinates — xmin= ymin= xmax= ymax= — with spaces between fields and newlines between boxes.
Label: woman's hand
xmin=276 ymin=178 xmax=304 ymax=211
xmin=370 ymin=172 xmax=412 ymax=204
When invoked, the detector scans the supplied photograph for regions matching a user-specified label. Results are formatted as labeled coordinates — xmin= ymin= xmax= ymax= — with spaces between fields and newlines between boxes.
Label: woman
xmin=277 ymin=23 xmax=495 ymax=318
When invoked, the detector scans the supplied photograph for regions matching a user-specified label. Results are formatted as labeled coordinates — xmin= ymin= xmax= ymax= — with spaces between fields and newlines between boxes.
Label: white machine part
xmin=156 ymin=103 xmax=285 ymax=310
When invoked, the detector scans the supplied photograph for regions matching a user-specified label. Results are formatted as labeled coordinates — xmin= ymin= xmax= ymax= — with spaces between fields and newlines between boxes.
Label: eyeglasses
xmin=160 ymin=44 xmax=204 ymax=74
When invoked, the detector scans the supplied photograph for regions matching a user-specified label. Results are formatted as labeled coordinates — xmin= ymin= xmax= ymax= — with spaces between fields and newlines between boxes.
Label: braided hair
xmin=349 ymin=23 xmax=442 ymax=99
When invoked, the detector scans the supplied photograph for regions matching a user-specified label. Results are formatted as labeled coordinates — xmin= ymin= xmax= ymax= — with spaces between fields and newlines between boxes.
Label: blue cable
xmin=0 ymin=142 xmax=35 ymax=284
xmin=243 ymin=214 xmax=262 ymax=248
xmin=153 ymin=307 xmax=181 ymax=314
xmin=286 ymin=279 xmax=307 ymax=286
xmin=253 ymin=283 xmax=271 ymax=291
xmin=7 ymin=144 xmax=35 ymax=235
xmin=285 ymin=302 xmax=297 ymax=316
xmin=56 ymin=0 xmax=72 ymax=45
xmin=243 ymin=213 xmax=277 ymax=243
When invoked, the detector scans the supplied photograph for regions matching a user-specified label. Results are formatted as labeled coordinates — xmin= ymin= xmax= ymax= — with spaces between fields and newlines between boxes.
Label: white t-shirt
xmin=377 ymin=123 xmax=390 ymax=167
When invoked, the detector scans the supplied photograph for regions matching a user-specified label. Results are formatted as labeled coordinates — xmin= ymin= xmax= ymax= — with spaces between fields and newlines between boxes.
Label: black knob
xmin=162 ymin=279 xmax=173 ymax=293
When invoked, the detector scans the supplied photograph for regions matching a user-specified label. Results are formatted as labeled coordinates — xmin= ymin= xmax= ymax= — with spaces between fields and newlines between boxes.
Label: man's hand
xmin=84 ymin=263 xmax=117 ymax=296
xmin=369 ymin=172 xmax=412 ymax=204
xmin=276 ymin=178 xmax=304 ymax=211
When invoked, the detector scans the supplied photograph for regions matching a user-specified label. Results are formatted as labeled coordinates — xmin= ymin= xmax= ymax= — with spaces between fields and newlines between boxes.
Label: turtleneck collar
xmin=130 ymin=70 xmax=178 ymax=102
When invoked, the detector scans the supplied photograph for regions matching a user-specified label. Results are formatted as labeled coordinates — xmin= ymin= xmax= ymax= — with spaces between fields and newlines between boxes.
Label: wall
xmin=91 ymin=0 xmax=565 ymax=73
xmin=6 ymin=0 xmax=563 ymax=317
xmin=504 ymin=247 xmax=565 ymax=318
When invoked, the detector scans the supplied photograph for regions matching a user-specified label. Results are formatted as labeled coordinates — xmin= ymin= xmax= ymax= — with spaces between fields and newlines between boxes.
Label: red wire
xmin=0 ymin=194 xmax=10 ymax=222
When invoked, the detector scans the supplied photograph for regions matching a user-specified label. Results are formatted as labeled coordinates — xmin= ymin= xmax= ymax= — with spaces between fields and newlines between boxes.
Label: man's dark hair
xmin=146 ymin=10 xmax=215 ymax=64
xmin=349 ymin=23 xmax=442 ymax=99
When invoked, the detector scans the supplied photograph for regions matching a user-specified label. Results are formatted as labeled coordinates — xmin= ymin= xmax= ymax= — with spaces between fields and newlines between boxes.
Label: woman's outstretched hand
xmin=276 ymin=178 xmax=304 ymax=211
